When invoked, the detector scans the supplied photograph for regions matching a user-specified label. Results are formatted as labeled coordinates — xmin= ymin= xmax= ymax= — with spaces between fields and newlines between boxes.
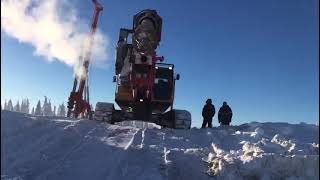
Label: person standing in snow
xmin=201 ymin=99 xmax=215 ymax=128
xmin=218 ymin=101 xmax=233 ymax=125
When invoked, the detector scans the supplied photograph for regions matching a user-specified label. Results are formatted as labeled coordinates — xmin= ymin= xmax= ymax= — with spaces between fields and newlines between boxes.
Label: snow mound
xmin=207 ymin=144 xmax=318 ymax=180
xmin=1 ymin=110 xmax=319 ymax=180
xmin=205 ymin=123 xmax=319 ymax=180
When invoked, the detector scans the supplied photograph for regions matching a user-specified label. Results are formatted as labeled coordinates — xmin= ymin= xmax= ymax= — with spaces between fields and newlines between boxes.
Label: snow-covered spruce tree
xmin=53 ymin=105 xmax=56 ymax=116
xmin=7 ymin=99 xmax=14 ymax=111
xmin=31 ymin=107 xmax=35 ymax=115
xmin=26 ymin=99 xmax=30 ymax=114
xmin=42 ymin=96 xmax=51 ymax=116
xmin=4 ymin=100 xmax=8 ymax=110
xmin=48 ymin=100 xmax=53 ymax=116
xmin=20 ymin=99 xmax=29 ymax=114
xmin=57 ymin=104 xmax=62 ymax=116
xmin=61 ymin=103 xmax=66 ymax=117
xmin=42 ymin=97 xmax=47 ymax=115
xmin=57 ymin=103 xmax=66 ymax=117
xmin=21 ymin=99 xmax=26 ymax=113
xmin=35 ymin=100 xmax=42 ymax=116
xmin=14 ymin=100 xmax=20 ymax=112
xmin=20 ymin=100 xmax=24 ymax=112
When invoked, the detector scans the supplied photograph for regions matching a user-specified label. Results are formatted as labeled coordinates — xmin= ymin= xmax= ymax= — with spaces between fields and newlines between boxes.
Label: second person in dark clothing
xmin=202 ymin=99 xmax=215 ymax=128
xmin=218 ymin=101 xmax=233 ymax=125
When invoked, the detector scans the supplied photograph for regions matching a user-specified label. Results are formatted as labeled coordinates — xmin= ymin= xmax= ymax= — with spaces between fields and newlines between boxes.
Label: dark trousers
xmin=202 ymin=117 xmax=213 ymax=128
xmin=220 ymin=121 xmax=230 ymax=125
xmin=219 ymin=118 xmax=231 ymax=126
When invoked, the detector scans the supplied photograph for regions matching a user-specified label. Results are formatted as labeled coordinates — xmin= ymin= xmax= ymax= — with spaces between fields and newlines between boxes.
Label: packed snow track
xmin=1 ymin=111 xmax=319 ymax=180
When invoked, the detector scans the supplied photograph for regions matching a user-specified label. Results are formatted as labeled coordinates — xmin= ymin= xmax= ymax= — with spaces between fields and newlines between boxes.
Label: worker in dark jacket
xmin=201 ymin=99 xmax=215 ymax=128
xmin=218 ymin=101 xmax=233 ymax=125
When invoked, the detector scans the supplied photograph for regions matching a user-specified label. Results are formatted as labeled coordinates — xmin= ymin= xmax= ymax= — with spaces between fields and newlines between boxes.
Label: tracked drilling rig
xmin=94 ymin=9 xmax=192 ymax=129
xmin=66 ymin=0 xmax=103 ymax=119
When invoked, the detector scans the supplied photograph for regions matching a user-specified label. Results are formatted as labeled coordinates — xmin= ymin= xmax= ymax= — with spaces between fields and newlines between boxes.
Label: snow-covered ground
xmin=1 ymin=110 xmax=319 ymax=180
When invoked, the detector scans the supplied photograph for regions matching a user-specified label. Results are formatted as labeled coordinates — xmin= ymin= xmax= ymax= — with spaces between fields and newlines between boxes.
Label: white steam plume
xmin=1 ymin=0 xmax=109 ymax=80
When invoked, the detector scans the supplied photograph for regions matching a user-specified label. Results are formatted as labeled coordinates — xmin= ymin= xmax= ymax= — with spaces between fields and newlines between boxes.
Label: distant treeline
xmin=2 ymin=96 xmax=66 ymax=117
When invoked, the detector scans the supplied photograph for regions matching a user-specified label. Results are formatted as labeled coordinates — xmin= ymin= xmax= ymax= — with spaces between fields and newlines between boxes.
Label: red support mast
xmin=67 ymin=0 xmax=103 ymax=119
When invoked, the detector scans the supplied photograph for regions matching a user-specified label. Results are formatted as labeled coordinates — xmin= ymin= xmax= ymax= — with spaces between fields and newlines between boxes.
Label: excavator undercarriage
xmin=94 ymin=102 xmax=191 ymax=129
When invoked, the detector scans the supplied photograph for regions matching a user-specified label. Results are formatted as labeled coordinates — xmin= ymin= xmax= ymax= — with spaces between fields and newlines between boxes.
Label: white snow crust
xmin=1 ymin=111 xmax=319 ymax=180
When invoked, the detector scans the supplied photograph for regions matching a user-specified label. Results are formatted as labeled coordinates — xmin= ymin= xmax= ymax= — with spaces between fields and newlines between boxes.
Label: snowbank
xmin=1 ymin=110 xmax=319 ymax=180
xmin=204 ymin=124 xmax=319 ymax=179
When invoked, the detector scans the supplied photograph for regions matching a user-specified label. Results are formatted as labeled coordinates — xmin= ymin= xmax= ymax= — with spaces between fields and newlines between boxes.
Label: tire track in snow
xmin=106 ymin=128 xmax=167 ymax=180
xmin=45 ymin=124 xmax=142 ymax=180
xmin=55 ymin=125 xmax=99 ymax=166
xmin=124 ymin=128 xmax=140 ymax=150
xmin=105 ymin=128 xmax=141 ymax=179
xmin=2 ymin=118 xmax=77 ymax=172
xmin=33 ymin=122 xmax=103 ymax=180
xmin=139 ymin=128 xmax=146 ymax=149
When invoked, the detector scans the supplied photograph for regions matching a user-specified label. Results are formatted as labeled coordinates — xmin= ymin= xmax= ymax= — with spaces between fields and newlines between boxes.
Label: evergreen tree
xmin=57 ymin=104 xmax=62 ymax=116
xmin=57 ymin=105 xmax=60 ymax=115
xmin=61 ymin=103 xmax=66 ymax=117
xmin=43 ymin=96 xmax=47 ymax=115
xmin=35 ymin=100 xmax=42 ymax=116
xmin=26 ymin=99 xmax=30 ymax=114
xmin=7 ymin=99 xmax=13 ymax=111
xmin=48 ymin=100 xmax=52 ymax=116
xmin=20 ymin=99 xmax=29 ymax=114
xmin=4 ymin=100 xmax=8 ymax=110
xmin=58 ymin=103 xmax=66 ymax=117
xmin=21 ymin=99 xmax=26 ymax=113
xmin=43 ymin=96 xmax=49 ymax=116
xmin=14 ymin=100 xmax=20 ymax=112
xmin=53 ymin=105 xmax=56 ymax=116
xmin=20 ymin=100 xmax=24 ymax=112
xmin=31 ymin=107 xmax=35 ymax=115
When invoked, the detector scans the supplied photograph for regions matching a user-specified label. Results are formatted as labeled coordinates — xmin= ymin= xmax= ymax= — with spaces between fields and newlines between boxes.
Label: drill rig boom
xmin=67 ymin=0 xmax=103 ymax=119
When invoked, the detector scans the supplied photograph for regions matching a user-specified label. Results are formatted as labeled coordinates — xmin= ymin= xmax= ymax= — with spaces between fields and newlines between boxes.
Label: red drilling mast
xmin=67 ymin=0 xmax=103 ymax=119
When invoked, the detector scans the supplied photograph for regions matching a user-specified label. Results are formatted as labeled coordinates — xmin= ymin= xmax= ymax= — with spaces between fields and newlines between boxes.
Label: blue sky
xmin=1 ymin=0 xmax=319 ymax=127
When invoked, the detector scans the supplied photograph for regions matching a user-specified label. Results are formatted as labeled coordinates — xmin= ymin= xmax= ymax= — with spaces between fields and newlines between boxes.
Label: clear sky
xmin=1 ymin=0 xmax=319 ymax=127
